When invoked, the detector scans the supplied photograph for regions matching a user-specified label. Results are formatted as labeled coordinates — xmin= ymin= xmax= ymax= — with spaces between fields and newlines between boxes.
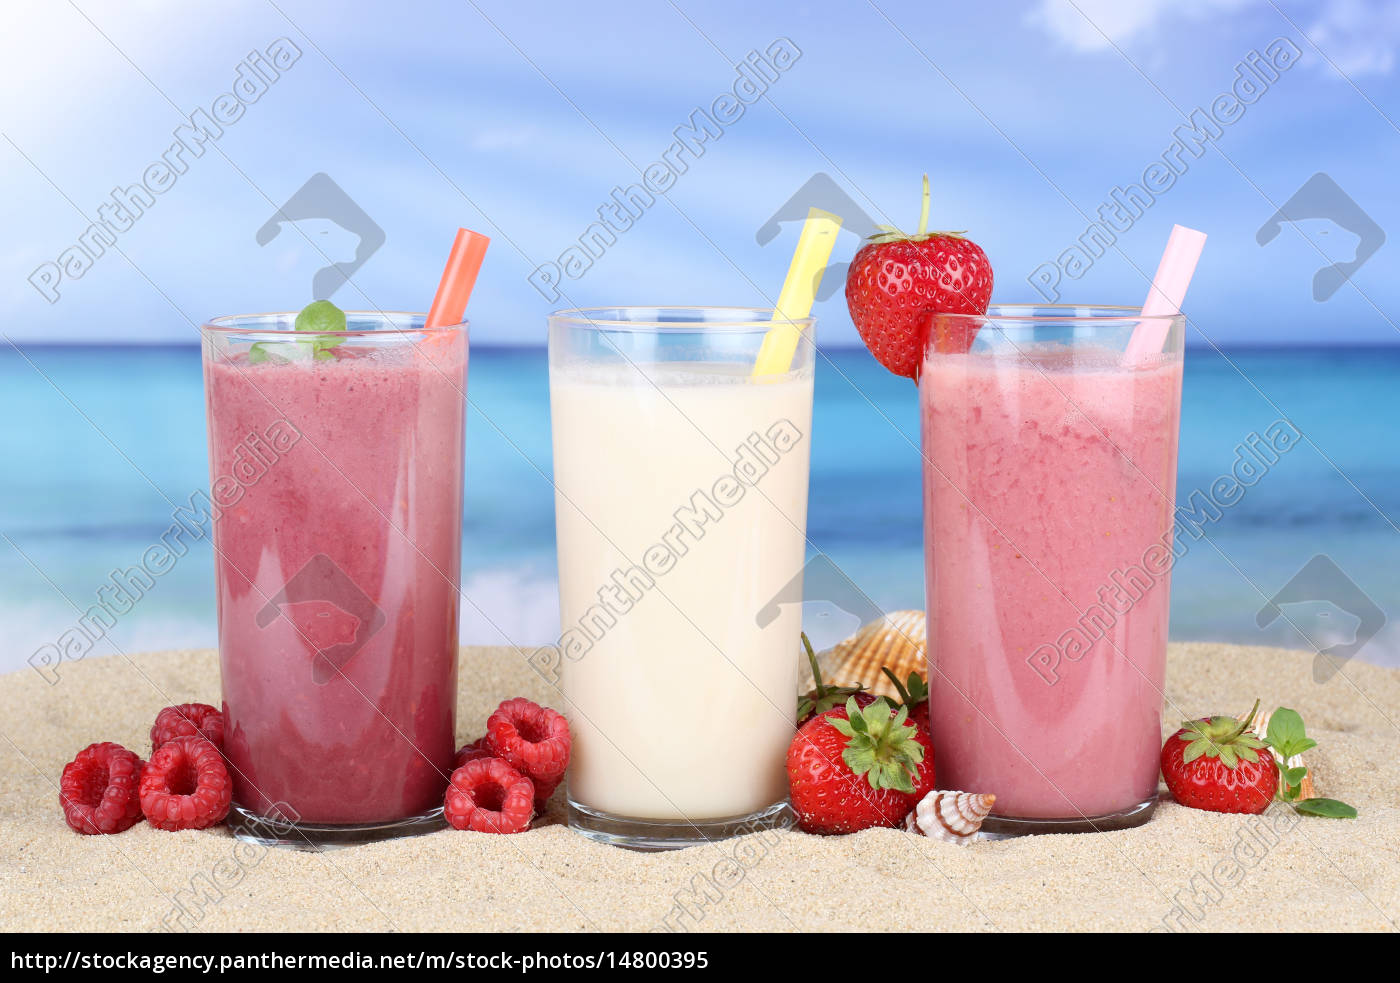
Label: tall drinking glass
xmin=920 ymin=305 xmax=1184 ymax=833
xmin=201 ymin=312 xmax=467 ymax=846
xmin=547 ymin=307 xmax=814 ymax=849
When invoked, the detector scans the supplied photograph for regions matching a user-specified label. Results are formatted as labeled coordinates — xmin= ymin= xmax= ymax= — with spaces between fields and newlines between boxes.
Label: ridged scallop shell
xmin=1237 ymin=708 xmax=1316 ymax=800
xmin=822 ymin=610 xmax=927 ymax=698
xmin=905 ymin=791 xmax=996 ymax=844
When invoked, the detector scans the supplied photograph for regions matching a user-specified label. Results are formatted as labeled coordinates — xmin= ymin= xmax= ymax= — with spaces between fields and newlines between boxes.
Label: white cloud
xmin=1307 ymin=0 xmax=1400 ymax=76
xmin=1028 ymin=0 xmax=1400 ymax=78
xmin=1026 ymin=0 xmax=1251 ymax=52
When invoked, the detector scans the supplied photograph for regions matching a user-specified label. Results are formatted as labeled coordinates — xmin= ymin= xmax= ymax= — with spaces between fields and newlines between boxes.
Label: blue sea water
xmin=1 ymin=343 xmax=1396 ymax=677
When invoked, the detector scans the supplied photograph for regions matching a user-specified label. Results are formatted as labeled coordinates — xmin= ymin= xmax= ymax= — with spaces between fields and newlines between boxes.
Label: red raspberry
xmin=454 ymin=737 xmax=492 ymax=771
xmin=531 ymin=774 xmax=561 ymax=812
xmin=139 ymin=736 xmax=231 ymax=831
xmin=60 ymin=742 xmax=145 ymax=835
xmin=460 ymin=736 xmax=557 ymax=809
xmin=150 ymin=703 xmax=225 ymax=752
xmin=485 ymin=698 xmax=571 ymax=786
xmin=444 ymin=757 xmax=534 ymax=834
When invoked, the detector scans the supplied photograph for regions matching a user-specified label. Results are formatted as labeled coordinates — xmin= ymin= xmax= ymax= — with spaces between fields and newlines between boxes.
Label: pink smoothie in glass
xmin=921 ymin=347 xmax=1182 ymax=820
xmin=204 ymin=338 xmax=465 ymax=825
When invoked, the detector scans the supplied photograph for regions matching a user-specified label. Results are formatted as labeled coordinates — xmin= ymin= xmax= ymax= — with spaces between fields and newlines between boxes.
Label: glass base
xmin=229 ymin=803 xmax=447 ymax=850
xmin=979 ymin=795 xmax=1158 ymax=837
xmin=567 ymin=798 xmax=793 ymax=851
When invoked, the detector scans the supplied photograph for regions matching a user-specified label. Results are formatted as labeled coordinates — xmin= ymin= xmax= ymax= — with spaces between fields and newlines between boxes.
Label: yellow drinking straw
xmin=752 ymin=207 xmax=843 ymax=377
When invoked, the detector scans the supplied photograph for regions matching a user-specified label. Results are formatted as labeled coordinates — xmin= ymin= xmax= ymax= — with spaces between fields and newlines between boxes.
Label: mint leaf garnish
xmin=248 ymin=301 xmax=348 ymax=364
xmin=1264 ymin=707 xmax=1317 ymax=758
xmin=1262 ymin=706 xmax=1358 ymax=818
xmin=294 ymin=299 xmax=347 ymax=334
xmin=1293 ymin=798 xmax=1358 ymax=819
xmin=296 ymin=300 xmax=346 ymax=360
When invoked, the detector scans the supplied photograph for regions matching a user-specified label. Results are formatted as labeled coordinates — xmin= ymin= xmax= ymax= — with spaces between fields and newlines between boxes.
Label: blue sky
xmin=3 ymin=0 xmax=1399 ymax=346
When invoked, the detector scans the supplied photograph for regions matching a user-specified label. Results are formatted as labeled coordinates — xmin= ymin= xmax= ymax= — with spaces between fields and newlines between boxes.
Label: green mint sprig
xmin=249 ymin=300 xmax=347 ymax=363
xmin=1264 ymin=706 xmax=1357 ymax=819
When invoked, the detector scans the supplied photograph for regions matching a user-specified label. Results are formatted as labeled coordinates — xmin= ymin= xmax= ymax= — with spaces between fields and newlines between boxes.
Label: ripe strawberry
xmin=787 ymin=696 xmax=935 ymax=835
xmin=796 ymin=633 xmax=876 ymax=726
xmin=845 ymin=175 xmax=992 ymax=379
xmin=1161 ymin=701 xmax=1279 ymax=814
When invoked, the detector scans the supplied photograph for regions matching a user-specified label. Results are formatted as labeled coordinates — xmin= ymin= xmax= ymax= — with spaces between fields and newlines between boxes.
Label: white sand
xmin=1 ymin=643 xmax=1396 ymax=932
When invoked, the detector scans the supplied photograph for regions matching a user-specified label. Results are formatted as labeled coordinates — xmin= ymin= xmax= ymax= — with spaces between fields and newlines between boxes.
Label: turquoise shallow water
xmin=1 ymin=343 xmax=1396 ymax=676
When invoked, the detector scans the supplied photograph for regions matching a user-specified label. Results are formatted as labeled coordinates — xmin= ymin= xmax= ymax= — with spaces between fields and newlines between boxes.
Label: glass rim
xmin=548 ymin=305 xmax=815 ymax=332
xmin=929 ymin=304 xmax=1182 ymax=324
xmin=200 ymin=311 xmax=468 ymax=336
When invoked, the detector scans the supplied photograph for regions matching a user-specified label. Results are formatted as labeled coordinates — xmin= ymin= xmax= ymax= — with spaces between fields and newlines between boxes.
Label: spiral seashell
xmin=822 ymin=610 xmax=927 ymax=699
xmin=1237 ymin=707 xmax=1315 ymax=800
xmin=905 ymin=790 xmax=996 ymax=844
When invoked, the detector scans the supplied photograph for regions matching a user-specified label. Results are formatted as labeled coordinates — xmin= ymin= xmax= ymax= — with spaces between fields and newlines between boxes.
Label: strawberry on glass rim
xmin=844 ymin=175 xmax=993 ymax=379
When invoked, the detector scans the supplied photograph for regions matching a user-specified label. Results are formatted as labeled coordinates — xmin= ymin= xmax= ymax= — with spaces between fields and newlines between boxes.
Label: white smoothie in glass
xmin=550 ymin=360 xmax=812 ymax=823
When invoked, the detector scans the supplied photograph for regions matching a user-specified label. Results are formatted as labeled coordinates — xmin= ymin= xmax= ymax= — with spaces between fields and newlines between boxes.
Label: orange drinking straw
xmin=426 ymin=228 xmax=490 ymax=328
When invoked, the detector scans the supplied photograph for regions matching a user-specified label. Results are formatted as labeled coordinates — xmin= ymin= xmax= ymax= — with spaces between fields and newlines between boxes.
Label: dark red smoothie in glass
xmin=201 ymin=313 xmax=465 ymax=835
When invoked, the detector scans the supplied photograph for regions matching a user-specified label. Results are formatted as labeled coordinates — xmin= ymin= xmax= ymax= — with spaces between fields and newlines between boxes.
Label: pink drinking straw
xmin=1123 ymin=224 xmax=1206 ymax=365
xmin=426 ymin=228 xmax=491 ymax=328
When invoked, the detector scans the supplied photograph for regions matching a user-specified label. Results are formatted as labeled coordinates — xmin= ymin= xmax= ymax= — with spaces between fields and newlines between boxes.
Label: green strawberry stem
xmin=829 ymin=696 xmax=924 ymax=794
xmin=802 ymin=633 xmax=825 ymax=702
xmin=1228 ymin=698 xmax=1261 ymax=744
xmin=796 ymin=633 xmax=868 ymax=721
xmin=869 ymin=174 xmax=966 ymax=245
xmin=917 ymin=173 xmax=930 ymax=237
xmin=1175 ymin=701 xmax=1268 ymax=768
xmin=879 ymin=665 xmax=929 ymax=709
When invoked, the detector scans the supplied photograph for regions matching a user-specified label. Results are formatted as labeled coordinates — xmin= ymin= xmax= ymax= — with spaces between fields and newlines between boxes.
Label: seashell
xmin=822 ymin=610 xmax=927 ymax=699
xmin=905 ymin=790 xmax=996 ymax=844
xmin=1237 ymin=707 xmax=1315 ymax=800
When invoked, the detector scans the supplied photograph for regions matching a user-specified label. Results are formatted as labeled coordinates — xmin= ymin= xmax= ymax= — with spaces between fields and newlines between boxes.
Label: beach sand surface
xmin=1 ymin=644 xmax=1396 ymax=933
